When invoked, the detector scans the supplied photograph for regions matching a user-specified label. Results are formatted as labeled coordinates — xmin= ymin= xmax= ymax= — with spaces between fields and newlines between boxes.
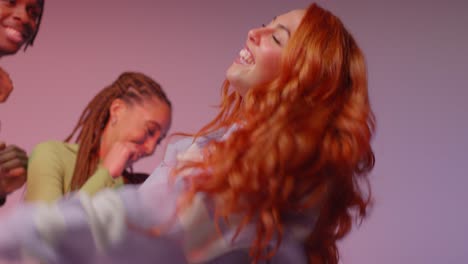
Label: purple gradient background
xmin=1 ymin=0 xmax=467 ymax=263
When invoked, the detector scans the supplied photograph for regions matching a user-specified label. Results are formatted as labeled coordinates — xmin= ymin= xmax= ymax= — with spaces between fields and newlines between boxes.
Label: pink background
xmin=1 ymin=0 xmax=467 ymax=263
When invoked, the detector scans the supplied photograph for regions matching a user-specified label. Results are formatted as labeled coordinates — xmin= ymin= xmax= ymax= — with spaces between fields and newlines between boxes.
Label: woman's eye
xmin=132 ymin=139 xmax=144 ymax=145
xmin=272 ymin=35 xmax=281 ymax=45
xmin=28 ymin=8 xmax=40 ymax=20
xmin=146 ymin=129 xmax=156 ymax=137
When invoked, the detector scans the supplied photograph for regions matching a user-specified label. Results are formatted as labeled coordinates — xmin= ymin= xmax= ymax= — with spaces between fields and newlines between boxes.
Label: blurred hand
xmin=0 ymin=142 xmax=28 ymax=196
xmin=102 ymin=141 xmax=142 ymax=178
xmin=0 ymin=67 xmax=13 ymax=103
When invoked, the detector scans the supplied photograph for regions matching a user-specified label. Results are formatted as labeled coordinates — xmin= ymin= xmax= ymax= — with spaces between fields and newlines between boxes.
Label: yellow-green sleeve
xmin=25 ymin=142 xmax=66 ymax=203
xmin=26 ymin=142 xmax=124 ymax=203
xmin=80 ymin=165 xmax=124 ymax=196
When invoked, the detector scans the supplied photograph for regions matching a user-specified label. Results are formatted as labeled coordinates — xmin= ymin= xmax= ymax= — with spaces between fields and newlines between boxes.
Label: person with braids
xmin=24 ymin=72 xmax=172 ymax=203
xmin=0 ymin=3 xmax=375 ymax=264
xmin=0 ymin=0 xmax=44 ymax=206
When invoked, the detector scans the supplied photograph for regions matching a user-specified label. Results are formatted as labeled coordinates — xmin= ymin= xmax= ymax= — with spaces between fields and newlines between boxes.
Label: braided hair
xmin=65 ymin=72 xmax=171 ymax=191
xmin=24 ymin=0 xmax=44 ymax=50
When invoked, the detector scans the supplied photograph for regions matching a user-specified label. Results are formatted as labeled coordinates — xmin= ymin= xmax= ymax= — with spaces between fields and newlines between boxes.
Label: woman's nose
xmin=248 ymin=27 xmax=264 ymax=45
xmin=13 ymin=5 xmax=29 ymax=23
xmin=142 ymin=139 xmax=157 ymax=157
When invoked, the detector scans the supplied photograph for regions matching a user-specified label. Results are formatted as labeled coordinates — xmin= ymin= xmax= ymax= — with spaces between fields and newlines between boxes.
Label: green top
xmin=25 ymin=140 xmax=124 ymax=203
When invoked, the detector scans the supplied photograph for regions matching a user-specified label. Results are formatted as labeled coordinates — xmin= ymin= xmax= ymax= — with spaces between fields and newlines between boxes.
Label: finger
xmin=5 ymin=167 xmax=26 ymax=178
xmin=0 ymin=158 xmax=27 ymax=171
xmin=0 ymin=147 xmax=28 ymax=163
xmin=0 ymin=145 xmax=27 ymax=156
xmin=123 ymin=143 xmax=142 ymax=161
xmin=0 ymin=152 xmax=28 ymax=165
xmin=118 ymin=142 xmax=136 ymax=152
xmin=0 ymin=174 xmax=26 ymax=194
xmin=114 ymin=142 xmax=138 ymax=158
xmin=123 ymin=141 xmax=139 ymax=148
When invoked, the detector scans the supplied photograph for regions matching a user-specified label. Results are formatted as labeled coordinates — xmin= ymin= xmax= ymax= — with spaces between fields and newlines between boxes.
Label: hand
xmin=0 ymin=142 xmax=28 ymax=195
xmin=102 ymin=141 xmax=141 ymax=178
xmin=0 ymin=67 xmax=13 ymax=103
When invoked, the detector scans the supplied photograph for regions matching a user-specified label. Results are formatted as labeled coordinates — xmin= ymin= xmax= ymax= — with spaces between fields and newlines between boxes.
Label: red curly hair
xmin=175 ymin=3 xmax=375 ymax=263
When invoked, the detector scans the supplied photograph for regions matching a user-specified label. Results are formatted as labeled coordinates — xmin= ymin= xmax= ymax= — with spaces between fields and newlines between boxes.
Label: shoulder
xmin=161 ymin=136 xmax=195 ymax=166
xmin=268 ymin=234 xmax=308 ymax=263
xmin=30 ymin=140 xmax=78 ymax=158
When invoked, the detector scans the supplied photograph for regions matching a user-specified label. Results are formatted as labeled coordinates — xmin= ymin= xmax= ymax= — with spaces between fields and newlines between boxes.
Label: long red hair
xmin=175 ymin=3 xmax=375 ymax=263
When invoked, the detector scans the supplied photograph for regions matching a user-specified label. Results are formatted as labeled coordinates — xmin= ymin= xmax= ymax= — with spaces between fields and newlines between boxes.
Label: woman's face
xmin=108 ymin=97 xmax=172 ymax=161
xmin=226 ymin=9 xmax=305 ymax=96
xmin=0 ymin=0 xmax=41 ymax=57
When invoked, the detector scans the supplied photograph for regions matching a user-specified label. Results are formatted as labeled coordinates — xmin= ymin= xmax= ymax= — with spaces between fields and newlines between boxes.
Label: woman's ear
xmin=109 ymin=98 xmax=127 ymax=125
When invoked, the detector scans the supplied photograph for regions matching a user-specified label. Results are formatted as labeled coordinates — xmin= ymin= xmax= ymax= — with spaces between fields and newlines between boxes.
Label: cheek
xmin=124 ymin=130 xmax=147 ymax=144
xmin=256 ymin=49 xmax=282 ymax=81
xmin=115 ymin=120 xmax=142 ymax=141
xmin=114 ymin=126 xmax=129 ymax=141
xmin=29 ymin=26 xmax=38 ymax=39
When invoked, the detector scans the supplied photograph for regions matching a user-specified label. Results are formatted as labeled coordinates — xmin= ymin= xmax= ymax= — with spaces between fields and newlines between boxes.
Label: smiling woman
xmin=226 ymin=9 xmax=305 ymax=96
xmin=0 ymin=3 xmax=374 ymax=264
xmin=24 ymin=72 xmax=173 ymax=203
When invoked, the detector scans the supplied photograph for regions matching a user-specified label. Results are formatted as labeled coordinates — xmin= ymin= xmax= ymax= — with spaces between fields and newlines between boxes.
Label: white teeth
xmin=5 ymin=27 xmax=24 ymax=43
xmin=239 ymin=48 xmax=254 ymax=65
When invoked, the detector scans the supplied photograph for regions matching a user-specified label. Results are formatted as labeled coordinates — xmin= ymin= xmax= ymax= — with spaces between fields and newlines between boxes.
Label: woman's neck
xmin=98 ymin=128 xmax=112 ymax=160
